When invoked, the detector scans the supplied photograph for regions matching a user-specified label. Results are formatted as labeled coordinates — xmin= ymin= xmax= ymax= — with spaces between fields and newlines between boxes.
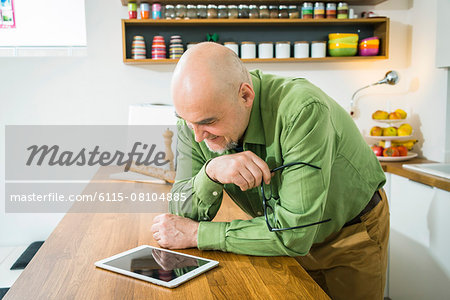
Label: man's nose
xmin=192 ymin=124 xmax=207 ymax=143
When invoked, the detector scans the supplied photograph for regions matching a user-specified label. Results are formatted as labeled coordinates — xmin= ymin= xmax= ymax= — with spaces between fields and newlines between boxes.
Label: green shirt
xmin=170 ymin=69 xmax=385 ymax=256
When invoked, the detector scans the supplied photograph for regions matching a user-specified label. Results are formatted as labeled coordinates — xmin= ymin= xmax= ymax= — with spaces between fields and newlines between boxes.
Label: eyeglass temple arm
xmin=271 ymin=161 xmax=321 ymax=173
xmin=269 ymin=218 xmax=332 ymax=232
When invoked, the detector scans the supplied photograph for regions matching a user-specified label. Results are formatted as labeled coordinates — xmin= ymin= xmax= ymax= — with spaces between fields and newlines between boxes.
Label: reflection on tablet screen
xmin=104 ymin=248 xmax=209 ymax=282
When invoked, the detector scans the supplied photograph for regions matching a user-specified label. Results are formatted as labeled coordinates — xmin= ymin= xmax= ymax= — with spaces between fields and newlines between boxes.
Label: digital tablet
xmin=95 ymin=245 xmax=219 ymax=288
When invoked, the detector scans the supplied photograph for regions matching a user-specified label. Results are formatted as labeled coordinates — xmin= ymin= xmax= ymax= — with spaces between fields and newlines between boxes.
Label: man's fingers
xmin=249 ymin=154 xmax=271 ymax=184
xmin=151 ymin=223 xmax=160 ymax=234
xmin=244 ymin=162 xmax=263 ymax=188
xmin=238 ymin=167 xmax=255 ymax=190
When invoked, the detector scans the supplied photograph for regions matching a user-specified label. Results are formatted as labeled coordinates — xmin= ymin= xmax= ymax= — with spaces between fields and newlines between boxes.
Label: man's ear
xmin=239 ymin=82 xmax=255 ymax=107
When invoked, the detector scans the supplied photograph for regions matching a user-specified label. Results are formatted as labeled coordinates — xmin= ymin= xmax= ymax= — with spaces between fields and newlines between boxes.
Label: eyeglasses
xmin=261 ymin=162 xmax=332 ymax=232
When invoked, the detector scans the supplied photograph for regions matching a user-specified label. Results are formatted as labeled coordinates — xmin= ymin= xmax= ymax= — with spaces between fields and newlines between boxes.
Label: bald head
xmin=171 ymin=42 xmax=255 ymax=153
xmin=171 ymin=42 xmax=251 ymax=103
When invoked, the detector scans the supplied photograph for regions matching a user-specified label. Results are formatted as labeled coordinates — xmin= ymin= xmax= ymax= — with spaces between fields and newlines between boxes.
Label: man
xmin=151 ymin=42 xmax=389 ymax=300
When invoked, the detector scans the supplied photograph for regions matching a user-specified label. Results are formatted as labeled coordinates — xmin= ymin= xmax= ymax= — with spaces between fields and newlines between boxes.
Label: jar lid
xmin=269 ymin=5 xmax=279 ymax=9
xmin=175 ymin=4 xmax=186 ymax=8
xmin=294 ymin=41 xmax=308 ymax=44
xmin=338 ymin=2 xmax=348 ymax=7
xmin=276 ymin=41 xmax=291 ymax=44
xmin=228 ymin=5 xmax=237 ymax=8
xmin=197 ymin=4 xmax=207 ymax=8
xmin=314 ymin=2 xmax=325 ymax=6
xmin=187 ymin=5 xmax=196 ymax=9
xmin=259 ymin=41 xmax=273 ymax=44
xmin=302 ymin=2 xmax=313 ymax=7
xmin=279 ymin=5 xmax=288 ymax=9
xmin=288 ymin=5 xmax=298 ymax=9
xmin=326 ymin=3 xmax=337 ymax=7
xmin=218 ymin=5 xmax=227 ymax=9
xmin=249 ymin=5 xmax=258 ymax=9
xmin=239 ymin=4 xmax=249 ymax=8
xmin=312 ymin=40 xmax=326 ymax=43
xmin=165 ymin=4 xmax=174 ymax=8
xmin=208 ymin=4 xmax=217 ymax=8
xmin=241 ymin=41 xmax=255 ymax=44
xmin=224 ymin=42 xmax=238 ymax=44
xmin=259 ymin=5 xmax=268 ymax=9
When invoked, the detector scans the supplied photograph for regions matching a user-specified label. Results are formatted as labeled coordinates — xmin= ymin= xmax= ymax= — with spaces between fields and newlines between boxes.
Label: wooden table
xmin=4 ymin=173 xmax=329 ymax=299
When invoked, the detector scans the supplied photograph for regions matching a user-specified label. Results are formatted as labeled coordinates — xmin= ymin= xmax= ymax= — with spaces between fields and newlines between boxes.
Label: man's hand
xmin=206 ymin=151 xmax=271 ymax=191
xmin=151 ymin=213 xmax=199 ymax=249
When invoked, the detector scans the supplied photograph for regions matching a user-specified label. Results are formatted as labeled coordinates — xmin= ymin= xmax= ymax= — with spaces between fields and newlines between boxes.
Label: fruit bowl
xmin=377 ymin=152 xmax=418 ymax=162
xmin=366 ymin=134 xmax=414 ymax=141
xmin=372 ymin=119 xmax=405 ymax=124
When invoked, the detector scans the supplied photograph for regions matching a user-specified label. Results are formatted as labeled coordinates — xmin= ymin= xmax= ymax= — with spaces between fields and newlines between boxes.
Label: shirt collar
xmin=241 ymin=70 xmax=266 ymax=146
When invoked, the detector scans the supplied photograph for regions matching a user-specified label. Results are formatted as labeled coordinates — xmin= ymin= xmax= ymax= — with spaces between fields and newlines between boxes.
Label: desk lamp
xmin=350 ymin=70 xmax=400 ymax=117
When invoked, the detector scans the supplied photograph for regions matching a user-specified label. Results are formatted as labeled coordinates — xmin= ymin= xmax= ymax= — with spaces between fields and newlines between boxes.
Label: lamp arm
xmin=349 ymin=82 xmax=379 ymax=116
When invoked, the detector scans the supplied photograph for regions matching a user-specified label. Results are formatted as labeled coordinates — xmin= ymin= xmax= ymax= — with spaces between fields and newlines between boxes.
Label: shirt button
xmin=257 ymin=211 xmax=262 ymax=216
xmin=212 ymin=191 xmax=218 ymax=196
xmin=203 ymin=217 xmax=208 ymax=221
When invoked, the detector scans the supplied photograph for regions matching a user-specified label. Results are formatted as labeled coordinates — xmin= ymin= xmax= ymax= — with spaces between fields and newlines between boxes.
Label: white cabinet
xmin=388 ymin=173 xmax=450 ymax=300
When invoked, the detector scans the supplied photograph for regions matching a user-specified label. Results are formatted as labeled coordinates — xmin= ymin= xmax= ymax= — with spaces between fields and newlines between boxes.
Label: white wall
xmin=0 ymin=0 xmax=448 ymax=246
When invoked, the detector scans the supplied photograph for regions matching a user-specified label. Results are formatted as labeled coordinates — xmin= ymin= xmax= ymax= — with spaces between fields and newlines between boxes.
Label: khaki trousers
xmin=296 ymin=189 xmax=390 ymax=300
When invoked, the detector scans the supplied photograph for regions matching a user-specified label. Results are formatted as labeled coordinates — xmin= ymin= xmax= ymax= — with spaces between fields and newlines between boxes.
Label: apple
xmin=372 ymin=110 xmax=389 ymax=120
xmin=395 ymin=109 xmax=407 ymax=119
xmin=396 ymin=145 xmax=408 ymax=156
xmin=388 ymin=112 xmax=402 ymax=120
xmin=383 ymin=127 xmax=398 ymax=136
xmin=370 ymin=126 xmax=383 ymax=136
xmin=383 ymin=147 xmax=400 ymax=157
xmin=371 ymin=145 xmax=384 ymax=156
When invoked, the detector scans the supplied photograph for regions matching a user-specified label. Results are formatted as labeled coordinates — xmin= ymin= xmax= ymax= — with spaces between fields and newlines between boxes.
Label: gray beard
xmin=205 ymin=140 xmax=239 ymax=154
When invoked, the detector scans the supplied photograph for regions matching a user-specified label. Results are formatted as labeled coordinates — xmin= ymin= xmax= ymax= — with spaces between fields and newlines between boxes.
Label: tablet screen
xmin=103 ymin=247 xmax=210 ymax=282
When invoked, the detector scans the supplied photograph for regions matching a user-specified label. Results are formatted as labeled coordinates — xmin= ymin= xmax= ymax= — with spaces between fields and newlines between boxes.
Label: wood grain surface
xmin=4 ymin=168 xmax=329 ymax=300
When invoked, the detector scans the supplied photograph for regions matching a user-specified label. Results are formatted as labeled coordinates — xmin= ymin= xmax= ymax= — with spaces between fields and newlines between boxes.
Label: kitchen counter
xmin=381 ymin=158 xmax=450 ymax=192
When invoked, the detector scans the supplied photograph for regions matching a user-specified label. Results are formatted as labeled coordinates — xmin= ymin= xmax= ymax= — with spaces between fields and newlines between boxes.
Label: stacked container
xmin=152 ymin=36 xmax=166 ymax=59
xmin=169 ymin=35 xmax=184 ymax=59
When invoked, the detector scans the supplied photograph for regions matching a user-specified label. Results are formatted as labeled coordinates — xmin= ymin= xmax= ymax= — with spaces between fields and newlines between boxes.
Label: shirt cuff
xmin=193 ymin=161 xmax=224 ymax=205
xmin=197 ymin=221 xmax=227 ymax=251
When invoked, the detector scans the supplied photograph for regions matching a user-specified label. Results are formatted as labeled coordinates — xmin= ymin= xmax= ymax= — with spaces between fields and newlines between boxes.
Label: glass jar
xmin=218 ymin=5 xmax=228 ymax=19
xmin=164 ymin=5 xmax=175 ymax=19
xmin=278 ymin=5 xmax=289 ymax=19
xmin=186 ymin=5 xmax=197 ymax=19
xmin=207 ymin=4 xmax=218 ymax=19
xmin=337 ymin=2 xmax=348 ymax=19
xmin=248 ymin=5 xmax=259 ymax=19
xmin=238 ymin=4 xmax=249 ymax=18
xmin=128 ymin=2 xmax=137 ymax=19
xmin=269 ymin=5 xmax=279 ymax=19
xmin=197 ymin=5 xmax=207 ymax=19
xmin=259 ymin=5 xmax=269 ymax=19
xmin=314 ymin=2 xmax=325 ymax=19
xmin=326 ymin=2 xmax=337 ymax=19
xmin=288 ymin=5 xmax=299 ymax=19
xmin=175 ymin=4 xmax=187 ymax=20
xmin=228 ymin=5 xmax=238 ymax=19
xmin=301 ymin=2 xmax=313 ymax=19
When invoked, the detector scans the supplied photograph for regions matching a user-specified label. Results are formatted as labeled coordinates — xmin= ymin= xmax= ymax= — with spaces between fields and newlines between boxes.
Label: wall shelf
xmin=121 ymin=0 xmax=388 ymax=6
xmin=122 ymin=17 xmax=389 ymax=64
